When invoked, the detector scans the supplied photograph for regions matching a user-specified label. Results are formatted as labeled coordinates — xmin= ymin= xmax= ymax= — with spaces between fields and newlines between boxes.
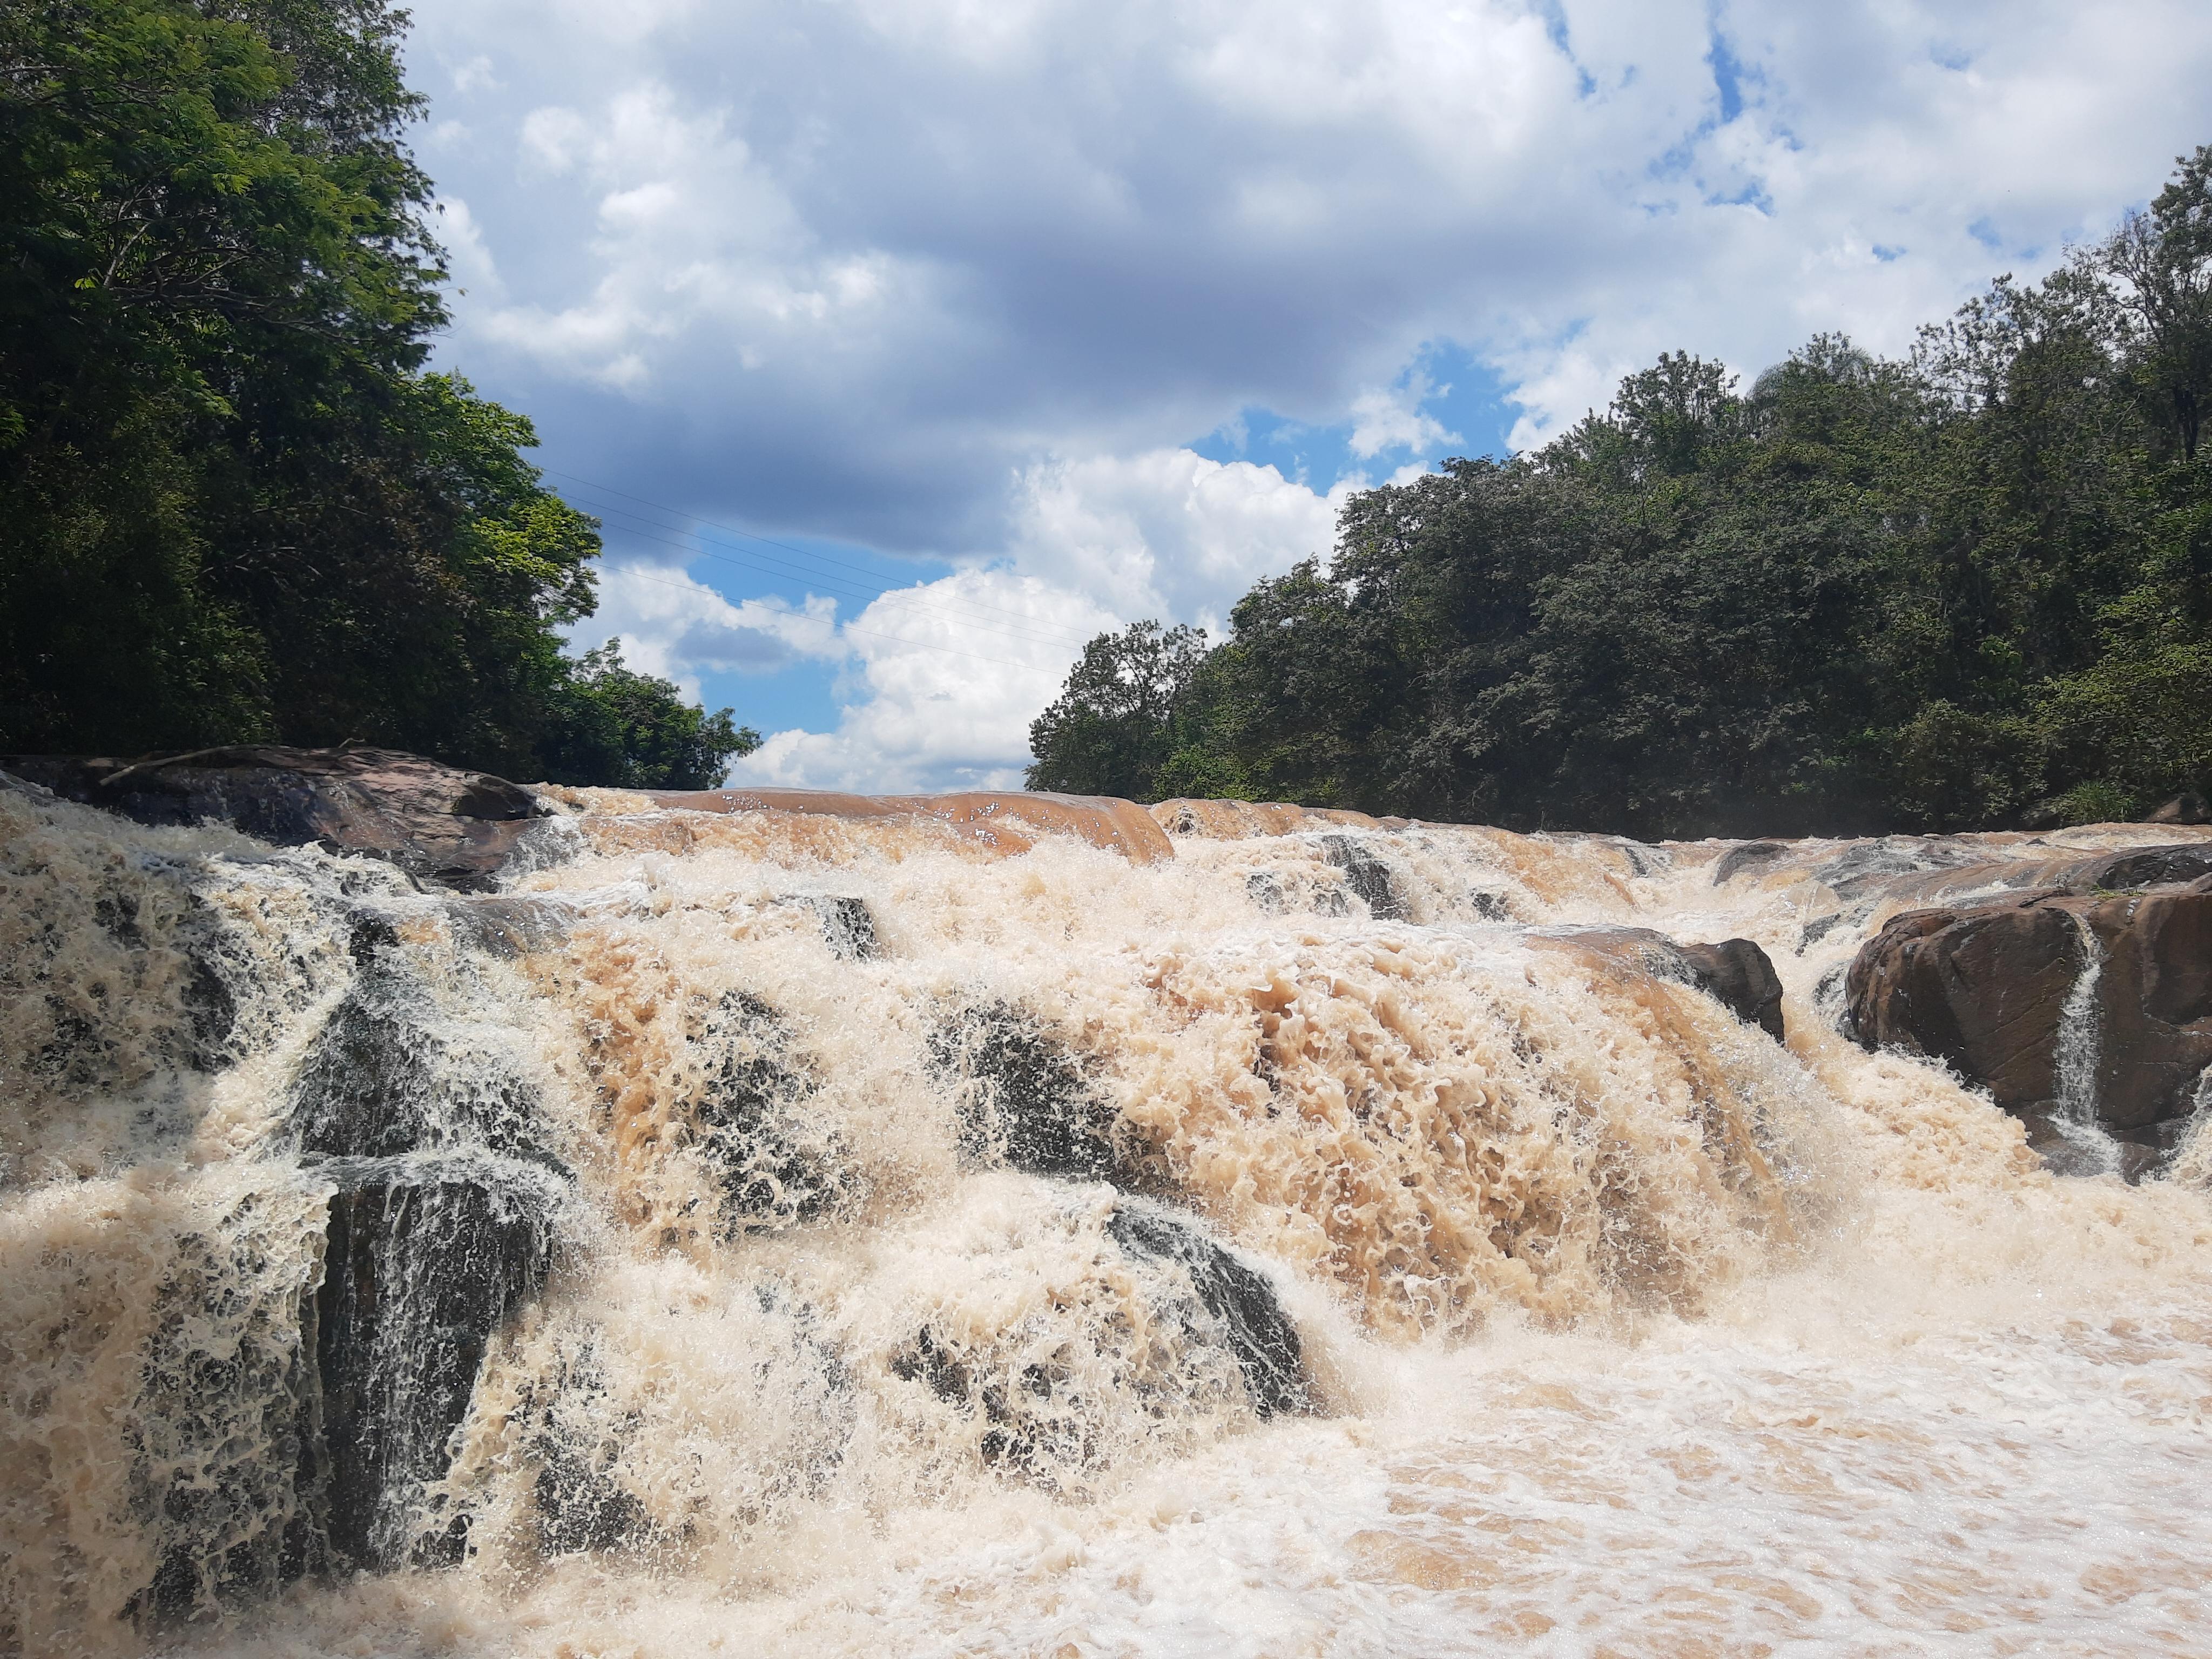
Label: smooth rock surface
xmin=2 ymin=745 xmax=552 ymax=891
xmin=1846 ymin=881 xmax=2212 ymax=1172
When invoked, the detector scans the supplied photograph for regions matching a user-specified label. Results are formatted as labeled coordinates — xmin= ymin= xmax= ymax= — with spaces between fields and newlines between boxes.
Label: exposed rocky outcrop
xmin=931 ymin=1003 xmax=1118 ymax=1179
xmin=1540 ymin=927 xmax=1787 ymax=1043
xmin=1318 ymin=833 xmax=1406 ymax=921
xmin=285 ymin=947 xmax=567 ymax=1566
xmin=2 ymin=745 xmax=557 ymax=891
xmin=316 ymin=1156 xmax=557 ymax=1568
xmin=1106 ymin=1202 xmax=1308 ymax=1418
xmin=686 ymin=990 xmax=845 ymax=1230
xmin=889 ymin=1198 xmax=1309 ymax=1476
xmin=1677 ymin=939 xmax=1788 ymax=1042
xmin=1847 ymin=880 xmax=2212 ymax=1177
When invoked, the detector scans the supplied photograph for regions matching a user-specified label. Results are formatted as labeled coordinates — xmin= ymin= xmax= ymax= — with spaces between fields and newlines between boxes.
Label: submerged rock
xmin=687 ymin=991 xmax=845 ymax=1229
xmin=784 ymin=893 xmax=878 ymax=960
xmin=288 ymin=968 xmax=543 ymax=1162
xmin=930 ymin=1003 xmax=1117 ymax=1179
xmin=2 ymin=745 xmax=557 ymax=892
xmin=1107 ymin=1202 xmax=1309 ymax=1418
xmin=1318 ymin=833 xmax=1405 ymax=921
xmin=314 ymin=1154 xmax=560 ymax=1567
xmin=1711 ymin=841 xmax=1786 ymax=885
xmin=888 ymin=1191 xmax=1310 ymax=1482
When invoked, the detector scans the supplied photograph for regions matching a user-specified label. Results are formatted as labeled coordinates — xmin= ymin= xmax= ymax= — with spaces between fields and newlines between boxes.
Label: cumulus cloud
xmin=397 ymin=0 xmax=2212 ymax=784
xmin=1008 ymin=448 xmax=1344 ymax=624
xmin=1348 ymin=370 xmax=1461 ymax=461
xmin=571 ymin=560 xmax=845 ymax=697
xmin=728 ymin=570 xmax=1120 ymax=792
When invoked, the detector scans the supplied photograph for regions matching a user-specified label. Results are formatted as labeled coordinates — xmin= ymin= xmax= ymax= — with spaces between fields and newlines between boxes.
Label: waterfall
xmin=2048 ymin=914 xmax=2123 ymax=1179
xmin=6 ymin=783 xmax=2212 ymax=1657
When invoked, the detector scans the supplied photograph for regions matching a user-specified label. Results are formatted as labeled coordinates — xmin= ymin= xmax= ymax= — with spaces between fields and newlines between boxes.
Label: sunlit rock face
xmin=5 ymin=758 xmax=2212 ymax=1654
xmin=1847 ymin=872 xmax=2212 ymax=1178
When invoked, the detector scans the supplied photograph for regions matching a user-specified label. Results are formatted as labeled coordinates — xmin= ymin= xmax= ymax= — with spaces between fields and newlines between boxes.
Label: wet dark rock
xmin=1810 ymin=837 xmax=1984 ymax=901
xmin=1545 ymin=927 xmax=1787 ymax=1044
xmin=1845 ymin=899 xmax=2083 ymax=1115
xmin=1797 ymin=913 xmax=1847 ymax=954
xmin=930 ymin=1003 xmax=1117 ymax=1179
xmin=889 ymin=1326 xmax=1076 ymax=1473
xmin=888 ymin=1203 xmax=1306 ymax=1477
xmin=2073 ymin=844 xmax=2212 ymax=892
xmin=1318 ymin=834 xmax=1405 ymax=920
xmin=2147 ymin=792 xmax=2211 ymax=825
xmin=288 ymin=970 xmax=542 ymax=1162
xmin=2 ymin=745 xmax=556 ymax=892
xmin=130 ymin=1248 xmax=330 ymax=1624
xmin=443 ymin=895 xmax=578 ymax=961
xmin=1107 ymin=1203 xmax=1309 ymax=1419
xmin=785 ymin=894 xmax=878 ymax=960
xmin=534 ymin=1438 xmax=651 ymax=1558
xmin=1469 ymin=890 xmax=1510 ymax=921
xmin=177 ymin=901 xmax=241 ymax=1072
xmin=313 ymin=1154 xmax=560 ymax=1568
xmin=1676 ymin=939 xmax=1787 ymax=1043
xmin=525 ymin=1348 xmax=654 ymax=1559
xmin=688 ymin=992 xmax=842 ymax=1229
xmin=1711 ymin=841 xmax=1786 ymax=885
xmin=1246 ymin=871 xmax=1286 ymax=914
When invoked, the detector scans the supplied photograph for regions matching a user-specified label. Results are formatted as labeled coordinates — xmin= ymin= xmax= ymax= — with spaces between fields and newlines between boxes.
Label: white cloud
xmin=394 ymin=0 xmax=2212 ymax=785
xmin=1348 ymin=370 xmax=1461 ymax=460
xmin=729 ymin=570 xmax=1118 ymax=791
xmin=1009 ymin=448 xmax=1342 ymax=624
xmin=570 ymin=560 xmax=845 ymax=698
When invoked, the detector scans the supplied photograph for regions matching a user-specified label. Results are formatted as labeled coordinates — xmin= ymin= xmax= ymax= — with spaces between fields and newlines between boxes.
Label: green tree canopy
xmin=1032 ymin=145 xmax=2212 ymax=835
xmin=0 ymin=0 xmax=749 ymax=788
xmin=544 ymin=639 xmax=760 ymax=791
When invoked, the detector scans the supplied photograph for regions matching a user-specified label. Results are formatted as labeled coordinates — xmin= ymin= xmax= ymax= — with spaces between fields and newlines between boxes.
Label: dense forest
xmin=1030 ymin=146 xmax=2212 ymax=838
xmin=0 ymin=0 xmax=753 ymax=787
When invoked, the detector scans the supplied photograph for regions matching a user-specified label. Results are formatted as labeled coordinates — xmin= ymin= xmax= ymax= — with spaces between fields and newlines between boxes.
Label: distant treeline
xmin=0 ymin=0 xmax=752 ymax=787
xmin=1030 ymin=147 xmax=2212 ymax=837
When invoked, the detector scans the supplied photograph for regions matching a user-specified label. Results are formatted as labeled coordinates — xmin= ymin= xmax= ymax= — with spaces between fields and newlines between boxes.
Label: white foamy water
xmin=5 ymin=784 xmax=2211 ymax=1657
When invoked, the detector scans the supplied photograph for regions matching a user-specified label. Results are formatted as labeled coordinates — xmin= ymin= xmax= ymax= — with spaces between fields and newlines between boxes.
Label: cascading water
xmin=2048 ymin=916 xmax=2124 ymax=1179
xmin=6 ymin=781 xmax=2212 ymax=1657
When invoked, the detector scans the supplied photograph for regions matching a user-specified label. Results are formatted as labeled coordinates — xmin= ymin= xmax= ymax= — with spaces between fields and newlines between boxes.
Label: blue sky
xmin=550 ymin=340 xmax=1521 ymax=743
xmin=401 ymin=0 xmax=2212 ymax=790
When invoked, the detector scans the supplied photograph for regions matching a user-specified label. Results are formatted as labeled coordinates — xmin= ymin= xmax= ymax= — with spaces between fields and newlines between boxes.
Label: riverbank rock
xmin=0 ymin=745 xmax=554 ymax=891
xmin=1846 ymin=882 xmax=2212 ymax=1176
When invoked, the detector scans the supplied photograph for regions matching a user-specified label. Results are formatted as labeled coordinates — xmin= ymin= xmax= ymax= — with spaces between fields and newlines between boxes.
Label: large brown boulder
xmin=0 ymin=745 xmax=554 ymax=891
xmin=1677 ymin=939 xmax=1786 ymax=1041
xmin=1846 ymin=899 xmax=2085 ymax=1112
xmin=1846 ymin=883 xmax=2212 ymax=1176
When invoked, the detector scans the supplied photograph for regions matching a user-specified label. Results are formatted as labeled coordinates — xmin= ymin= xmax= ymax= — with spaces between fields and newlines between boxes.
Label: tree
xmin=0 ymin=0 xmax=747 ymax=789
xmin=1029 ymin=143 xmax=2212 ymax=834
xmin=1025 ymin=622 xmax=1209 ymax=799
xmin=542 ymin=639 xmax=760 ymax=790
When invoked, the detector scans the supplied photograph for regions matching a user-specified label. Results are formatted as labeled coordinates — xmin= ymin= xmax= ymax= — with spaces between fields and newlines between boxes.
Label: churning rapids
xmin=5 ymin=774 xmax=2212 ymax=1657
